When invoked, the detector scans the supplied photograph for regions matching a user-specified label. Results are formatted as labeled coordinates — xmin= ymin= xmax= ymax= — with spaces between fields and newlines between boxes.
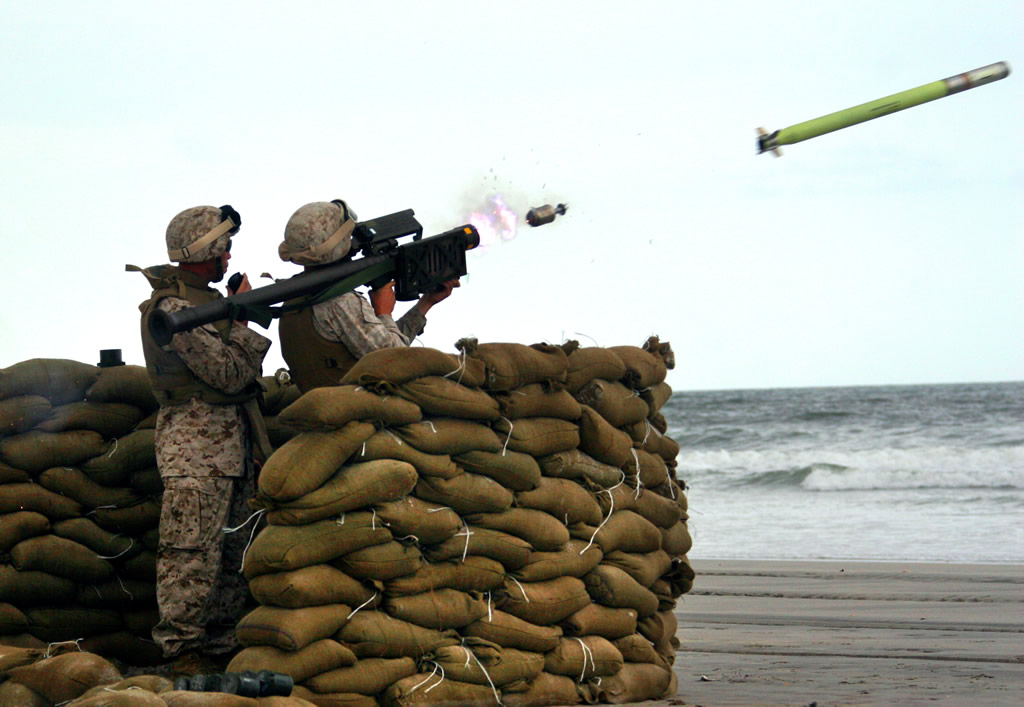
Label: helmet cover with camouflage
xmin=279 ymin=201 xmax=357 ymax=266
xmin=165 ymin=205 xmax=239 ymax=263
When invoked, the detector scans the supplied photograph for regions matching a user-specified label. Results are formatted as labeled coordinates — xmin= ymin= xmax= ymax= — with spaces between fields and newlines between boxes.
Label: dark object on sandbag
xmin=173 ymin=669 xmax=293 ymax=697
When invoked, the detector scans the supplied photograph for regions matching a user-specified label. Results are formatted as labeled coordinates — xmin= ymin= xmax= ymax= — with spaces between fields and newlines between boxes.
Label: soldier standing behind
xmin=277 ymin=199 xmax=458 ymax=392
xmin=131 ymin=205 xmax=272 ymax=669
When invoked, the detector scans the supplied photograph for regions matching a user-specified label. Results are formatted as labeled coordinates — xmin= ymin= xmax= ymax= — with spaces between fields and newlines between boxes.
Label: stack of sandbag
xmin=0 ymin=358 xmax=166 ymax=665
xmin=233 ymin=336 xmax=692 ymax=706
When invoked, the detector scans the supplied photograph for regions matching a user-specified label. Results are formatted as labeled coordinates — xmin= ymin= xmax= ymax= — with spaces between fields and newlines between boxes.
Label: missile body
xmin=758 ymin=61 xmax=1010 ymax=155
xmin=526 ymin=203 xmax=568 ymax=227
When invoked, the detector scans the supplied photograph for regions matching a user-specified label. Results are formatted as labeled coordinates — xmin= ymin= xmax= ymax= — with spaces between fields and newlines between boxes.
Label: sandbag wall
xmin=234 ymin=336 xmax=693 ymax=706
xmin=0 ymin=359 xmax=300 ymax=667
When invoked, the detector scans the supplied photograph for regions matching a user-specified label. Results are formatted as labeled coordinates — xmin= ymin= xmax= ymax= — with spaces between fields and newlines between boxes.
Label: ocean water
xmin=663 ymin=381 xmax=1024 ymax=563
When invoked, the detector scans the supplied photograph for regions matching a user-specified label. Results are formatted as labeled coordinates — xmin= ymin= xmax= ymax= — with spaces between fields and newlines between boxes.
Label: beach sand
xmin=658 ymin=559 xmax=1024 ymax=706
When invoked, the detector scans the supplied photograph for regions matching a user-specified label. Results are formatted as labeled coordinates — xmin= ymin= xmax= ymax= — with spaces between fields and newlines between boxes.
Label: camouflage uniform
xmin=137 ymin=205 xmax=271 ymax=659
xmin=150 ymin=296 xmax=271 ymax=658
xmin=311 ymin=291 xmax=425 ymax=355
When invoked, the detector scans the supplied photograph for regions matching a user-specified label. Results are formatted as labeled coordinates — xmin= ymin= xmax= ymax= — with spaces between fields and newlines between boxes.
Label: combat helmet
xmin=166 ymin=205 xmax=241 ymax=263
xmin=279 ymin=200 xmax=357 ymax=266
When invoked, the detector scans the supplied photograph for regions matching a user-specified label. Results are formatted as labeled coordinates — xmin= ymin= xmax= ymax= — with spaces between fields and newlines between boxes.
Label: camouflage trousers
xmin=152 ymin=471 xmax=258 ymax=658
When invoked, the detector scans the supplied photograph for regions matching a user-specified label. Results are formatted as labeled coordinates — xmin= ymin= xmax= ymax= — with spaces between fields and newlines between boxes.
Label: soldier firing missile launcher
xmin=526 ymin=203 xmax=568 ymax=227
xmin=758 ymin=61 xmax=1010 ymax=156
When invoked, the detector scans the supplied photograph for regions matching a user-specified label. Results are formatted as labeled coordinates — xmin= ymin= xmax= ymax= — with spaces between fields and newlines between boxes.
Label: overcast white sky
xmin=1 ymin=1 xmax=1020 ymax=390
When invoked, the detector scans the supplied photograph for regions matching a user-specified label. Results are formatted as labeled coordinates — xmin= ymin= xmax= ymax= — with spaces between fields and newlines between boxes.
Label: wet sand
xmin=660 ymin=559 xmax=1024 ymax=706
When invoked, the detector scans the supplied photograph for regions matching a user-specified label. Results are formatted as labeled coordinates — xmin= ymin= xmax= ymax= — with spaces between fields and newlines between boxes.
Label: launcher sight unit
xmin=148 ymin=209 xmax=479 ymax=346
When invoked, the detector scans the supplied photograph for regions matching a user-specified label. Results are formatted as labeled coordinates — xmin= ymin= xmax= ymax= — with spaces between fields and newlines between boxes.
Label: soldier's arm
xmin=312 ymin=291 xmax=419 ymax=358
xmin=159 ymin=297 xmax=271 ymax=394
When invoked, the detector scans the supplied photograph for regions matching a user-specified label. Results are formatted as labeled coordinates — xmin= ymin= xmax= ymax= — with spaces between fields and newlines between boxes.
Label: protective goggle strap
xmin=303 ymin=218 xmax=355 ymax=259
xmin=167 ymin=217 xmax=236 ymax=261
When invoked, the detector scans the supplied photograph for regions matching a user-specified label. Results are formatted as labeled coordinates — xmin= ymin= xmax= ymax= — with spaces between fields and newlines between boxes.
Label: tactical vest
xmin=278 ymin=301 xmax=359 ymax=393
xmin=135 ymin=265 xmax=260 ymax=407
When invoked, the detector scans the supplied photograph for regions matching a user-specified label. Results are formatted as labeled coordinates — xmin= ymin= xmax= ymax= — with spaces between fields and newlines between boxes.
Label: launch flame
xmin=466 ymin=194 xmax=518 ymax=249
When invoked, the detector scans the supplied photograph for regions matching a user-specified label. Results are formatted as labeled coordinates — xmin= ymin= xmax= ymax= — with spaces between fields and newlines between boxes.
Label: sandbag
xmin=121 ymin=550 xmax=158 ymax=581
xmin=462 ymin=610 xmax=564 ymax=653
xmin=0 ymin=644 xmax=43 ymax=672
xmin=81 ymin=429 xmax=157 ymax=486
xmin=85 ymin=364 xmax=158 ymax=411
xmin=573 ymin=379 xmax=649 ymax=427
xmin=36 ymin=401 xmax=144 ymax=438
xmin=0 ymin=429 xmax=107 ymax=473
xmin=514 ymin=478 xmax=603 ymax=527
xmin=492 ymin=384 xmax=582 ymax=421
xmin=260 ymin=370 xmax=303 ymax=415
xmin=583 ymin=564 xmax=659 ymax=617
xmin=543 ymin=635 xmax=623 ymax=680
xmin=0 ymin=460 xmax=30 ymax=484
xmin=0 ymin=565 xmax=76 ymax=605
xmin=0 ymin=680 xmax=49 ymax=707
xmin=392 ymin=418 xmax=502 ymax=455
xmin=290 ymin=686 xmax=378 ymax=706
xmin=422 ymin=526 xmax=532 ymax=570
xmin=354 ymin=430 xmax=460 ymax=479
xmin=637 ymin=609 xmax=680 ymax=660
xmin=390 ymin=376 xmax=501 ymax=421
xmin=455 ymin=339 xmax=568 ymax=392
xmin=453 ymin=449 xmax=541 ymax=492
xmin=464 ymin=509 xmax=570 ymax=552
xmin=373 ymin=496 xmax=463 ymax=545
xmin=0 ymin=358 xmax=98 ymax=405
xmin=37 ymin=466 xmax=140 ymax=510
xmin=77 ymin=631 xmax=165 ymax=668
xmin=622 ymin=447 xmax=669 ymax=489
xmin=257 ymin=423 xmax=376 ymax=502
xmin=248 ymin=564 xmax=379 ymax=609
xmin=384 ymin=588 xmax=489 ymax=629
xmin=243 ymin=513 xmax=392 ymax=579
xmin=278 ymin=385 xmax=423 ymax=431
xmin=613 ymin=633 xmax=670 ymax=667
xmin=5 ymin=651 xmax=120 ymax=704
xmin=0 ymin=482 xmax=83 ymax=519
xmin=570 ymin=510 xmax=662 ymax=555
xmin=382 ymin=671 xmax=500 ymax=706
xmin=75 ymin=578 xmax=155 ymax=607
xmin=11 ymin=534 xmax=114 ymax=583
xmin=560 ymin=603 xmax=638 ymax=639
xmin=511 ymin=540 xmax=603 ymax=583
xmin=562 ymin=344 xmax=627 ymax=394
xmin=491 ymin=417 xmax=579 ymax=458
xmin=384 ymin=556 xmax=505 ymax=597
xmin=227 ymin=639 xmax=356 ymax=684
xmin=333 ymin=540 xmax=423 ymax=581
xmin=0 ymin=395 xmax=51 ymax=436
xmin=427 ymin=644 xmax=544 ymax=687
xmin=263 ymin=459 xmax=418 ymax=525
xmin=0 ymin=511 xmax=50 ymax=552
xmin=633 ymin=486 xmax=684 ymax=528
xmin=501 ymin=671 xmax=585 ymax=707
xmin=25 ymin=607 xmax=122 ymax=641
xmin=130 ymin=467 xmax=164 ymax=495
xmin=305 ymin=657 xmax=418 ymax=695
xmin=641 ymin=380 xmax=673 ymax=416
xmin=0 ymin=602 xmax=28 ymax=634
xmin=575 ymin=406 xmax=632 ymax=467
xmin=661 ymin=520 xmax=693 ymax=556
xmin=91 ymin=498 xmax=162 ymax=535
xmin=336 ymin=610 xmax=460 ymax=658
xmin=536 ymin=449 xmax=623 ymax=488
xmin=608 ymin=343 xmax=669 ymax=388
xmin=414 ymin=472 xmax=514 ymax=515
xmin=236 ymin=603 xmax=353 ymax=651
xmin=663 ymin=555 xmax=696 ymax=596
xmin=497 ymin=576 xmax=590 ymax=626
xmin=341 ymin=346 xmax=485 ymax=388
xmin=595 ymin=661 xmax=673 ymax=703
xmin=602 ymin=549 xmax=673 ymax=588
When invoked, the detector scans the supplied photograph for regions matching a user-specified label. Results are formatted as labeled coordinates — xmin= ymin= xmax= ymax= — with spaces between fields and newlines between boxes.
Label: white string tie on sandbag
xmin=509 ymin=576 xmax=530 ymax=602
xmin=422 ymin=420 xmax=438 ymax=434
xmin=581 ymin=472 xmax=625 ymax=555
xmin=499 ymin=416 xmax=514 ymax=457
xmin=96 ymin=537 xmax=134 ymax=560
xmin=45 ymin=638 xmax=84 ymax=658
xmin=465 ymin=646 xmax=503 ymax=705
xmin=385 ymin=429 xmax=405 ymax=446
xmin=222 ymin=508 xmax=265 ymax=573
xmin=573 ymin=637 xmax=596 ymax=682
xmin=106 ymin=438 xmax=118 ymax=457
xmin=347 ymin=591 xmax=378 ymax=620
xmin=116 ymin=575 xmax=134 ymax=600
xmin=486 ymin=591 xmax=493 ymax=622
xmin=642 ymin=419 xmax=652 ymax=445
xmin=336 ymin=513 xmax=347 ymax=525
xmin=630 ymin=448 xmax=643 ymax=499
xmin=443 ymin=349 xmax=469 ymax=385
xmin=410 ymin=663 xmax=443 ymax=693
xmin=371 ymin=508 xmax=378 ymax=530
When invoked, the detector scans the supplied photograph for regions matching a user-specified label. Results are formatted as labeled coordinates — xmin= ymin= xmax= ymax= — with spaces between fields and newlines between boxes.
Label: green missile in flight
xmin=757 ymin=61 xmax=1010 ymax=156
